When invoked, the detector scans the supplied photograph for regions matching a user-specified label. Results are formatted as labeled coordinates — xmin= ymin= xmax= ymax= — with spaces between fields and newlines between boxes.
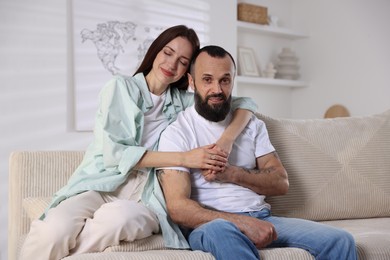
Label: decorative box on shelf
xmin=237 ymin=3 xmax=268 ymax=25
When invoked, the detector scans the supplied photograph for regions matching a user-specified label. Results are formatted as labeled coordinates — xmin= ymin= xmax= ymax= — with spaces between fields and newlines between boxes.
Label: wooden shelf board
xmin=237 ymin=76 xmax=308 ymax=88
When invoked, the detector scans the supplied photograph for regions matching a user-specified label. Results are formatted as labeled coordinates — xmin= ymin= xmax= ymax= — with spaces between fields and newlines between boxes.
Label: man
xmin=157 ymin=45 xmax=357 ymax=260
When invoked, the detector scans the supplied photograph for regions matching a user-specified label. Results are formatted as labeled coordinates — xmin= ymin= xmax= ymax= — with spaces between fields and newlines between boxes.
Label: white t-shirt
xmin=141 ymin=91 xmax=169 ymax=150
xmin=158 ymin=105 xmax=275 ymax=213
xmin=103 ymin=91 xmax=168 ymax=202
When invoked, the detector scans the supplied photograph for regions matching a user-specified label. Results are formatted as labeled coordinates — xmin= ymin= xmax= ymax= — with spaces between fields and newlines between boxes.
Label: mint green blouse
xmin=43 ymin=73 xmax=257 ymax=248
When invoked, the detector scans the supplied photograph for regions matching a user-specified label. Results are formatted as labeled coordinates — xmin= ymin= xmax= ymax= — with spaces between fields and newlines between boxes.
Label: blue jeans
xmin=188 ymin=209 xmax=357 ymax=260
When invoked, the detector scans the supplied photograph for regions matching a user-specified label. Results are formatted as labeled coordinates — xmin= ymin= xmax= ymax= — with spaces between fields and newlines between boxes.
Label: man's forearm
xmin=158 ymin=169 xmax=278 ymax=248
xmin=231 ymin=166 xmax=288 ymax=196
xmin=236 ymin=166 xmax=288 ymax=196
xmin=169 ymin=196 xmax=251 ymax=231
xmin=158 ymin=169 xmax=246 ymax=229
xmin=218 ymin=152 xmax=289 ymax=196
xmin=168 ymin=195 xmax=278 ymax=249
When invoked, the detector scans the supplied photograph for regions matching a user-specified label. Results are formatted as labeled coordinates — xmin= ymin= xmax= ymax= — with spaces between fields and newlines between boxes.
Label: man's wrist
xmin=228 ymin=166 xmax=244 ymax=184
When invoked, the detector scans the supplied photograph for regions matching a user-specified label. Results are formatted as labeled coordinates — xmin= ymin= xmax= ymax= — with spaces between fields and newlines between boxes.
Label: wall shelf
xmin=237 ymin=21 xmax=308 ymax=39
xmin=236 ymin=76 xmax=308 ymax=88
xmin=235 ymin=0 xmax=310 ymax=117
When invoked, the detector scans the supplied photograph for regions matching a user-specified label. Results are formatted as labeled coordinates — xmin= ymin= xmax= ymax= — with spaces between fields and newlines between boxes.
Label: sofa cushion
xmin=22 ymin=197 xmax=51 ymax=221
xmin=103 ymin=235 xmax=166 ymax=252
xmin=21 ymin=197 xmax=315 ymax=259
xmin=62 ymin=248 xmax=315 ymax=260
xmin=62 ymin=250 xmax=215 ymax=260
xmin=322 ymin=218 xmax=390 ymax=259
xmin=257 ymin=110 xmax=390 ymax=221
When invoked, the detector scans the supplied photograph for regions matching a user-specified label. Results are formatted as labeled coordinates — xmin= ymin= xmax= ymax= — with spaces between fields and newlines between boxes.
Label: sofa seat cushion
xmin=259 ymin=247 xmax=314 ymax=259
xmin=322 ymin=217 xmax=390 ymax=259
xmin=62 ymin=248 xmax=315 ymax=260
xmin=21 ymin=197 xmax=314 ymax=260
xmin=63 ymin=247 xmax=316 ymax=260
xmin=21 ymin=197 xmax=314 ymax=259
xmin=257 ymin=110 xmax=390 ymax=221
xmin=62 ymin=250 xmax=214 ymax=260
xmin=103 ymin=235 xmax=165 ymax=252
xmin=62 ymin=243 xmax=317 ymax=260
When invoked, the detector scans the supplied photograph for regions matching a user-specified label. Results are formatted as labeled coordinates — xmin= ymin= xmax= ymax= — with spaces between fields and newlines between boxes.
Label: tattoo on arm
xmin=157 ymin=169 xmax=189 ymax=183
xmin=244 ymin=167 xmax=275 ymax=174
xmin=244 ymin=151 xmax=279 ymax=174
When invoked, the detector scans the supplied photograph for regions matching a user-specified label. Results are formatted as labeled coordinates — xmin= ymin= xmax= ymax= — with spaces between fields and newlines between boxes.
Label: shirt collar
xmin=133 ymin=73 xmax=153 ymax=110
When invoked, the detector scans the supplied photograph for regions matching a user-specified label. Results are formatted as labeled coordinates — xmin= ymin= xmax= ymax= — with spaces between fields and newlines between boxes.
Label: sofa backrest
xmin=8 ymin=151 xmax=84 ymax=260
xmin=8 ymin=110 xmax=390 ymax=259
xmin=257 ymin=110 xmax=390 ymax=221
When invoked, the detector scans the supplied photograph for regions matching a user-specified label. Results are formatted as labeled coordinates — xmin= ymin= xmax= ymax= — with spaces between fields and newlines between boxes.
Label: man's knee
xmin=336 ymin=229 xmax=356 ymax=248
xmin=191 ymin=219 xmax=238 ymax=242
xmin=325 ymin=227 xmax=355 ymax=244
xmin=189 ymin=219 xmax=259 ymax=260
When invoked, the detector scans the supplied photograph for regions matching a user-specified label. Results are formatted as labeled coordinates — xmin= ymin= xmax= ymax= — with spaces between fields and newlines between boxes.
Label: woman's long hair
xmin=133 ymin=25 xmax=200 ymax=90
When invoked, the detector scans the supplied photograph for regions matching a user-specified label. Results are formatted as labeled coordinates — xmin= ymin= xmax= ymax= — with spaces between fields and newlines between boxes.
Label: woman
xmin=20 ymin=25 xmax=257 ymax=259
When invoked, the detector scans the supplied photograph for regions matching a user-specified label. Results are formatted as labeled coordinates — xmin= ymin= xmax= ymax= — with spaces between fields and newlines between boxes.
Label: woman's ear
xmin=187 ymin=73 xmax=195 ymax=91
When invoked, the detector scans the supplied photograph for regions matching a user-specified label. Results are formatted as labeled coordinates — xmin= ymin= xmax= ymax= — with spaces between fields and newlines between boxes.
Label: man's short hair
xmin=190 ymin=45 xmax=236 ymax=75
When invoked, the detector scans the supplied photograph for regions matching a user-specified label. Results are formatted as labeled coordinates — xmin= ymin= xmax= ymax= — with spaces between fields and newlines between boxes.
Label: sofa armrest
xmin=8 ymin=151 xmax=84 ymax=260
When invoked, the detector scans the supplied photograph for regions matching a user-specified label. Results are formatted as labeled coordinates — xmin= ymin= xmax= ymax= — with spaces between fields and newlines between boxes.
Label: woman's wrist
xmin=219 ymin=132 xmax=234 ymax=144
xmin=216 ymin=134 xmax=234 ymax=155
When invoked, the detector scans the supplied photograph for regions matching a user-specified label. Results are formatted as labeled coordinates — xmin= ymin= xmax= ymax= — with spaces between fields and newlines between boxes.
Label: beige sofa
xmin=9 ymin=110 xmax=390 ymax=260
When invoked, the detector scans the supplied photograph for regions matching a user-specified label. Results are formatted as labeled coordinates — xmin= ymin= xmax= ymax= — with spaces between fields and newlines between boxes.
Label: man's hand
xmin=201 ymin=163 xmax=237 ymax=182
xmin=202 ymin=152 xmax=289 ymax=196
xmin=236 ymin=214 xmax=277 ymax=249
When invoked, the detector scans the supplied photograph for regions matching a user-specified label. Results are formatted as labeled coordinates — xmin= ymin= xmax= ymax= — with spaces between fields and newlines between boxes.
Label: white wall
xmin=1 ymin=0 xmax=390 ymax=259
xmin=0 ymin=1 xmax=93 ymax=259
xmin=292 ymin=0 xmax=390 ymax=118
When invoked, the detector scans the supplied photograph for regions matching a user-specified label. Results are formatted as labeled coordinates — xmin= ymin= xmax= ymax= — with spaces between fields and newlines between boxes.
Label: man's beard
xmin=194 ymin=90 xmax=231 ymax=122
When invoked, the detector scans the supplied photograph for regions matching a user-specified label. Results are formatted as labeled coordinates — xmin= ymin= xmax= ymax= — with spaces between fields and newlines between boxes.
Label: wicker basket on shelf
xmin=237 ymin=3 xmax=268 ymax=25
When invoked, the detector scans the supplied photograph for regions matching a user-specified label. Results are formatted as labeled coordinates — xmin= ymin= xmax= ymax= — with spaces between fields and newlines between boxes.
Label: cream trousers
xmin=19 ymin=190 xmax=160 ymax=260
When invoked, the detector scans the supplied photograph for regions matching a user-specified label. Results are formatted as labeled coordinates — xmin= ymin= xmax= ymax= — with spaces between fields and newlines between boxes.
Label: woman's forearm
xmin=137 ymin=110 xmax=252 ymax=170
xmin=217 ymin=109 xmax=252 ymax=154
xmin=135 ymin=151 xmax=183 ymax=169
xmin=135 ymin=147 xmax=228 ymax=170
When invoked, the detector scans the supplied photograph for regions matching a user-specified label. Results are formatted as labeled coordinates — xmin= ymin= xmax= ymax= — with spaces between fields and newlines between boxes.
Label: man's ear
xmin=187 ymin=73 xmax=195 ymax=91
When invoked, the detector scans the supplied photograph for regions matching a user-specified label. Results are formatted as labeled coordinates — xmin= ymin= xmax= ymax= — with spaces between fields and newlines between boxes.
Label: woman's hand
xmin=200 ymin=126 xmax=235 ymax=182
xmin=202 ymin=163 xmax=238 ymax=182
xmin=182 ymin=144 xmax=228 ymax=171
xmin=200 ymin=144 xmax=231 ymax=181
